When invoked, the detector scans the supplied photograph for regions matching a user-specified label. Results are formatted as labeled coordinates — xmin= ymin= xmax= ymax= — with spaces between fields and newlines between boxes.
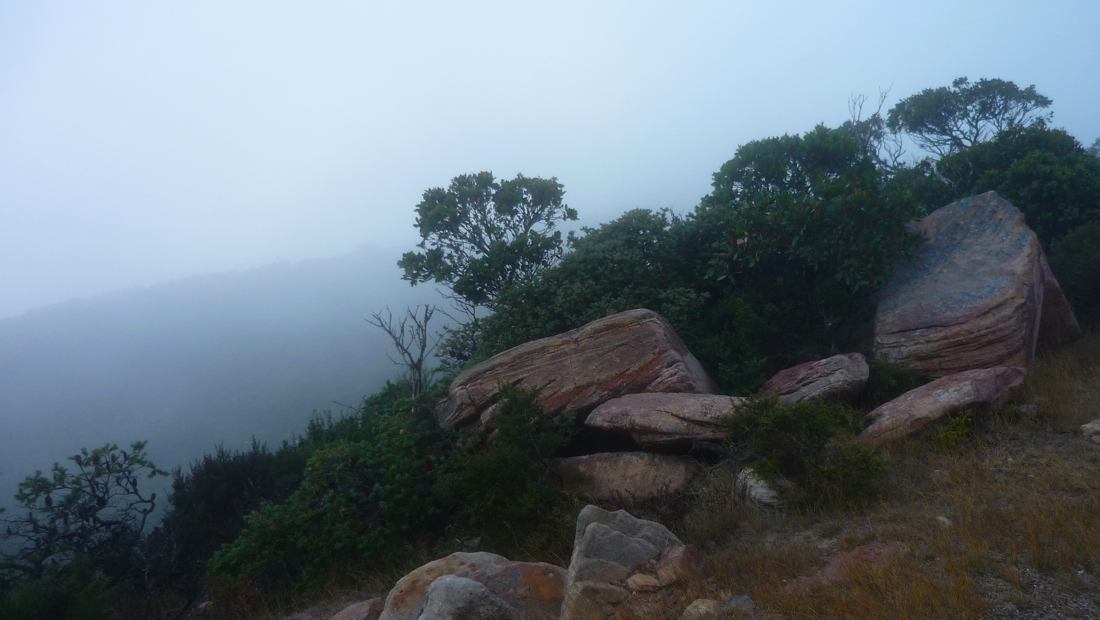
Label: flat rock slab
xmin=554 ymin=452 xmax=700 ymax=504
xmin=437 ymin=309 xmax=717 ymax=428
xmin=584 ymin=393 xmax=743 ymax=448
xmin=378 ymin=552 xmax=565 ymax=620
xmin=331 ymin=599 xmax=384 ymax=620
xmin=762 ymin=353 xmax=869 ymax=405
xmin=858 ymin=367 xmax=1026 ymax=444
xmin=874 ymin=192 xmax=1045 ymax=377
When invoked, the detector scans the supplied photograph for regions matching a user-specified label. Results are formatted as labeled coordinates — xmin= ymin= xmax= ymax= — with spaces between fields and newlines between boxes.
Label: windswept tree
xmin=398 ymin=172 xmax=577 ymax=315
xmin=886 ymin=77 xmax=1052 ymax=156
xmin=1 ymin=442 xmax=166 ymax=587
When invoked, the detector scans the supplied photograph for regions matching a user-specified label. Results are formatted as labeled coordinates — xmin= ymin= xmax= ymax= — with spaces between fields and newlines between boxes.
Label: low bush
xmin=0 ymin=562 xmax=113 ymax=620
xmin=726 ymin=398 xmax=884 ymax=507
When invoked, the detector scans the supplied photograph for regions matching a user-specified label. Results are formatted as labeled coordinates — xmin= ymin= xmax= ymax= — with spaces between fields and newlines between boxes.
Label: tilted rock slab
xmin=378 ymin=552 xmax=565 ymax=620
xmin=584 ymin=393 xmax=744 ymax=448
xmin=761 ymin=353 xmax=869 ymax=404
xmin=874 ymin=192 xmax=1053 ymax=377
xmin=553 ymin=452 xmax=701 ymax=503
xmin=858 ymin=366 xmax=1026 ymax=444
xmin=410 ymin=575 xmax=522 ymax=620
xmin=437 ymin=309 xmax=717 ymax=428
xmin=561 ymin=505 xmax=682 ymax=620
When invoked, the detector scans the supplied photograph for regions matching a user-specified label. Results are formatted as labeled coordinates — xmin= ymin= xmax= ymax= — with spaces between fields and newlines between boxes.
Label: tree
xmin=367 ymin=305 xmax=439 ymax=397
xmin=398 ymin=172 xmax=577 ymax=315
xmin=1 ymin=442 xmax=166 ymax=587
xmin=1089 ymin=137 xmax=1100 ymax=158
xmin=887 ymin=77 xmax=1053 ymax=156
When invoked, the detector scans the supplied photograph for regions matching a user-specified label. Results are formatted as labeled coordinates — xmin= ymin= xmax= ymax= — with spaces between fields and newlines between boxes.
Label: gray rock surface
xmin=554 ymin=452 xmax=700 ymax=504
xmin=377 ymin=552 xmax=564 ymax=620
xmin=437 ymin=309 xmax=717 ymax=428
xmin=762 ymin=353 xmax=869 ymax=404
xmin=874 ymin=192 xmax=1050 ymax=377
xmin=858 ymin=366 xmax=1026 ymax=444
xmin=561 ymin=506 xmax=682 ymax=620
xmin=584 ymin=393 xmax=743 ymax=448
xmin=410 ymin=575 xmax=521 ymax=620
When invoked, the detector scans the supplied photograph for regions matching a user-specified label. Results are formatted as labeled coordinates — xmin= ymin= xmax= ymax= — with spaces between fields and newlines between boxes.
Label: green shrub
xmin=726 ymin=397 xmax=884 ymax=507
xmin=934 ymin=409 xmax=975 ymax=452
xmin=208 ymin=394 xmax=446 ymax=586
xmin=0 ymin=563 xmax=112 ymax=620
xmin=434 ymin=385 xmax=575 ymax=552
xmin=1050 ymin=221 xmax=1100 ymax=326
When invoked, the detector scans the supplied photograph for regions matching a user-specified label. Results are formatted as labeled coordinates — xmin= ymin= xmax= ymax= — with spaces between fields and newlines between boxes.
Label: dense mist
xmin=0 ymin=245 xmax=441 ymax=512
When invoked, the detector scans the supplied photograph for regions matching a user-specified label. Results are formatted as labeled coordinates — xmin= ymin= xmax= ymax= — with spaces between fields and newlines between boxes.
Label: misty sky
xmin=3 ymin=1 xmax=1099 ymax=319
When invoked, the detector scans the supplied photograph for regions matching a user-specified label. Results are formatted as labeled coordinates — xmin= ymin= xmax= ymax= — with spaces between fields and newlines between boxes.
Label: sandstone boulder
xmin=874 ymin=192 xmax=1047 ymax=377
xmin=562 ymin=506 xmax=681 ymax=620
xmin=410 ymin=575 xmax=522 ymax=620
xmin=1038 ymin=253 xmax=1083 ymax=346
xmin=584 ymin=393 xmax=744 ymax=448
xmin=762 ymin=353 xmax=869 ymax=404
xmin=378 ymin=552 xmax=564 ymax=620
xmin=554 ymin=452 xmax=700 ymax=504
xmin=858 ymin=367 xmax=1026 ymax=444
xmin=437 ymin=309 xmax=717 ymax=428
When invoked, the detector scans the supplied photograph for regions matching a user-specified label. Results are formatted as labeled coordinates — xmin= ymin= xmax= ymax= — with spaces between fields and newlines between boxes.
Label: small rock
xmin=735 ymin=467 xmax=782 ymax=507
xmin=626 ymin=574 xmax=661 ymax=592
xmin=656 ymin=545 xmax=706 ymax=586
xmin=1081 ymin=419 xmax=1100 ymax=437
xmin=936 ymin=516 xmax=952 ymax=528
xmin=682 ymin=599 xmax=721 ymax=620
xmin=331 ymin=599 xmax=384 ymax=620
xmin=720 ymin=595 xmax=755 ymax=612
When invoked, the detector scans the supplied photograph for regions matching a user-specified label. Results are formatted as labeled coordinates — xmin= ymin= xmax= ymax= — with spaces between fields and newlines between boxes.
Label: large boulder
xmin=554 ymin=452 xmax=701 ymax=503
xmin=378 ymin=552 xmax=565 ymax=620
xmin=858 ymin=367 xmax=1026 ymax=444
xmin=437 ymin=309 xmax=717 ymax=428
xmin=584 ymin=393 xmax=743 ymax=448
xmin=761 ymin=353 xmax=869 ymax=404
xmin=561 ymin=505 xmax=682 ymax=620
xmin=410 ymin=575 xmax=522 ymax=620
xmin=874 ymin=192 xmax=1054 ymax=377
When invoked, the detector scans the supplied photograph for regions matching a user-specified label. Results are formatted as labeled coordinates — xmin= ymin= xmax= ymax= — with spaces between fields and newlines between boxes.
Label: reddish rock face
xmin=874 ymin=192 xmax=1047 ymax=377
xmin=584 ymin=393 xmax=743 ymax=448
xmin=377 ymin=552 xmax=565 ymax=620
xmin=762 ymin=353 xmax=869 ymax=405
xmin=330 ymin=598 xmax=383 ymax=620
xmin=438 ymin=309 xmax=717 ymax=428
xmin=858 ymin=366 xmax=1026 ymax=444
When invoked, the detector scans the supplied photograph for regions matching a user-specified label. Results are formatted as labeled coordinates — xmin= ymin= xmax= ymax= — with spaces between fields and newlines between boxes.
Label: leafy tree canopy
xmin=398 ymin=172 xmax=577 ymax=312
xmin=887 ymin=77 xmax=1053 ymax=156
xmin=1 ymin=442 xmax=166 ymax=588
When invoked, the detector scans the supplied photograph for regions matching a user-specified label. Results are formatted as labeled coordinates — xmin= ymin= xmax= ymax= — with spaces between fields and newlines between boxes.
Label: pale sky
xmin=3 ymin=0 xmax=1099 ymax=319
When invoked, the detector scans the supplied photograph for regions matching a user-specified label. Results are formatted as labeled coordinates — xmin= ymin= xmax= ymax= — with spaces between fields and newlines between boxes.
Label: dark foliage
xmin=1050 ymin=221 xmax=1100 ymax=326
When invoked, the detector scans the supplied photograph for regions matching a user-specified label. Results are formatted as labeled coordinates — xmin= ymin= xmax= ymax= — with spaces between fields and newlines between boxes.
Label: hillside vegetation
xmin=3 ymin=77 xmax=1100 ymax=620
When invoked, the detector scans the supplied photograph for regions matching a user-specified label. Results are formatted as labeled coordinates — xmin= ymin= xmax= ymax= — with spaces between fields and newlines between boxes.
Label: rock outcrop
xmin=561 ymin=505 xmax=682 ymax=620
xmin=378 ymin=552 xmax=564 ymax=620
xmin=437 ymin=309 xmax=717 ymax=428
xmin=762 ymin=353 xmax=869 ymax=404
xmin=410 ymin=575 xmax=522 ymax=620
xmin=874 ymin=192 xmax=1053 ymax=377
xmin=858 ymin=366 xmax=1026 ymax=444
xmin=584 ymin=393 xmax=743 ymax=448
xmin=554 ymin=452 xmax=700 ymax=504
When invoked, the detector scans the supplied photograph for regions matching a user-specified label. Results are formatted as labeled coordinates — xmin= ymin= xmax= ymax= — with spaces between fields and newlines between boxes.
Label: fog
xmin=1 ymin=2 xmax=1099 ymax=507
